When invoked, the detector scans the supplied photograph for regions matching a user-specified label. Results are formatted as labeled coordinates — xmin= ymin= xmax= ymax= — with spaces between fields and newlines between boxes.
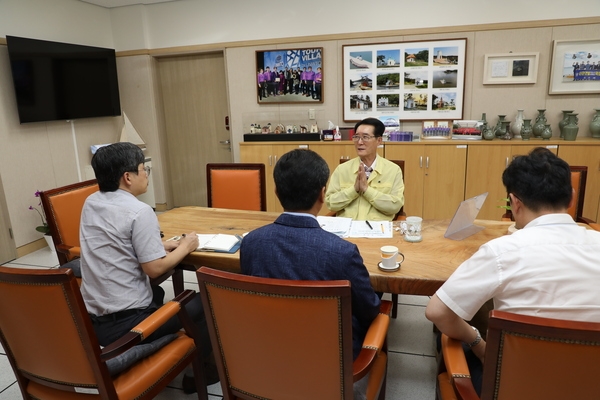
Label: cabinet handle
xmin=506 ymin=157 xmax=509 ymax=168
xmin=426 ymin=156 xmax=430 ymax=169
xmin=268 ymin=155 xmax=272 ymax=166
xmin=274 ymin=155 xmax=277 ymax=164
xmin=419 ymin=156 xmax=423 ymax=168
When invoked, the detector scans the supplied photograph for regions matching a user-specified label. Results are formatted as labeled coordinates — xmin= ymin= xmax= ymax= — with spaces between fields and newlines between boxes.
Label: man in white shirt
xmin=426 ymin=147 xmax=600 ymax=394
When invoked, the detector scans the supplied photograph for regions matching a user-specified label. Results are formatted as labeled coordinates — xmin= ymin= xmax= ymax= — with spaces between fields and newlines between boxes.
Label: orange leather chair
xmin=40 ymin=179 xmax=99 ymax=266
xmin=196 ymin=267 xmax=391 ymax=400
xmin=206 ymin=163 xmax=266 ymax=211
xmin=437 ymin=310 xmax=600 ymax=400
xmin=0 ymin=266 xmax=208 ymax=400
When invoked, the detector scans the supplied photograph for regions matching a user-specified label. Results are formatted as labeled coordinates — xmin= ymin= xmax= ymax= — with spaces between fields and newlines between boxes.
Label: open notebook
xmin=196 ymin=234 xmax=242 ymax=253
xmin=444 ymin=192 xmax=488 ymax=241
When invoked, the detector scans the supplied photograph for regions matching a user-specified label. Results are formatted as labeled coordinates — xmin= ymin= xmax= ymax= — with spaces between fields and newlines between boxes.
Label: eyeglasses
xmin=133 ymin=166 xmax=151 ymax=177
xmin=352 ymin=135 xmax=377 ymax=142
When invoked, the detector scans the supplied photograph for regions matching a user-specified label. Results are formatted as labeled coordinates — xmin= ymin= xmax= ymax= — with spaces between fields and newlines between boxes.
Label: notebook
xmin=444 ymin=192 xmax=488 ymax=241
xmin=196 ymin=233 xmax=242 ymax=253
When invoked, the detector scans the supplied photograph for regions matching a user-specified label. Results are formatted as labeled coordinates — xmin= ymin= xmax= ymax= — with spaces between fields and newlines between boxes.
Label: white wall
xmin=108 ymin=0 xmax=600 ymax=52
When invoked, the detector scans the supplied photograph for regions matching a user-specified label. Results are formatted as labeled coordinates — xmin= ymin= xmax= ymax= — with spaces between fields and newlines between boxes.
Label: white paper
xmin=317 ymin=216 xmax=352 ymax=237
xmin=491 ymin=60 xmax=509 ymax=78
xmin=196 ymin=234 xmax=240 ymax=251
xmin=348 ymin=220 xmax=393 ymax=238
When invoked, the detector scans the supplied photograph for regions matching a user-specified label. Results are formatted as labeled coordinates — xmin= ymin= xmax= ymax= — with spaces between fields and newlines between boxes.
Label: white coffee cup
xmin=380 ymin=245 xmax=404 ymax=269
xmin=402 ymin=216 xmax=423 ymax=242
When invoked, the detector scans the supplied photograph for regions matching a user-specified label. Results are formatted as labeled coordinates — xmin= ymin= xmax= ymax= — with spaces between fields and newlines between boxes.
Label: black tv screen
xmin=6 ymin=36 xmax=121 ymax=123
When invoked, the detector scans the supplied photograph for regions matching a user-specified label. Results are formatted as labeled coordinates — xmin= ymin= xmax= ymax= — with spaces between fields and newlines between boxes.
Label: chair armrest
xmin=56 ymin=244 xmax=80 ymax=260
xmin=440 ymin=334 xmax=480 ymax=400
xmin=353 ymin=300 xmax=392 ymax=381
xmin=576 ymin=216 xmax=596 ymax=226
xmin=100 ymin=289 xmax=196 ymax=360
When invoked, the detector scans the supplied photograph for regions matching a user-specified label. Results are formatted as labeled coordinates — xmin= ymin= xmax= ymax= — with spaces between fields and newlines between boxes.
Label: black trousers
xmin=90 ymin=286 xmax=212 ymax=359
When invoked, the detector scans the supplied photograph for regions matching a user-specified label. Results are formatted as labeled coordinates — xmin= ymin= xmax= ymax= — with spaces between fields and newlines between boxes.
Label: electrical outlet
xmin=309 ymin=109 xmax=315 ymax=120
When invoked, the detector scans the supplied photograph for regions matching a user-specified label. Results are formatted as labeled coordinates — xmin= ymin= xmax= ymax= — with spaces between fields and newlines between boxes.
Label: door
xmin=158 ymin=52 xmax=231 ymax=207
xmin=0 ymin=172 xmax=17 ymax=264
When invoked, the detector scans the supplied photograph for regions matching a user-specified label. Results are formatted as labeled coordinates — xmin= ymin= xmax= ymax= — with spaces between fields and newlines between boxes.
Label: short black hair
xmin=91 ymin=142 xmax=145 ymax=192
xmin=273 ymin=149 xmax=329 ymax=211
xmin=355 ymin=117 xmax=385 ymax=137
xmin=502 ymin=147 xmax=572 ymax=212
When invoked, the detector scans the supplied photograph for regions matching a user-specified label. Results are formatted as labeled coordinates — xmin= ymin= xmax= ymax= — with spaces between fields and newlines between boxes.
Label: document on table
xmin=317 ymin=216 xmax=393 ymax=238
xmin=317 ymin=216 xmax=353 ymax=237
xmin=196 ymin=233 xmax=242 ymax=253
xmin=347 ymin=220 xmax=393 ymax=238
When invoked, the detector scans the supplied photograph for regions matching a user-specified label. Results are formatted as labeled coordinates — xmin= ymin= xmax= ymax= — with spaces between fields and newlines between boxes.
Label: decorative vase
xmin=541 ymin=124 xmax=553 ymax=140
xmin=558 ymin=110 xmax=574 ymax=139
xmin=520 ymin=119 xmax=532 ymax=140
xmin=562 ymin=113 xmax=579 ymax=141
xmin=43 ymin=234 xmax=55 ymax=253
xmin=482 ymin=124 xmax=495 ymax=140
xmin=494 ymin=115 xmax=506 ymax=138
xmin=532 ymin=109 xmax=547 ymax=138
xmin=500 ymin=121 xmax=512 ymax=140
xmin=590 ymin=109 xmax=600 ymax=138
xmin=511 ymin=109 xmax=524 ymax=139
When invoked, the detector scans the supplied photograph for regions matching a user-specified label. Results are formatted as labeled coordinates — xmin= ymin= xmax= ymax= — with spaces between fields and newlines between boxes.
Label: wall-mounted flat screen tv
xmin=6 ymin=36 xmax=121 ymax=124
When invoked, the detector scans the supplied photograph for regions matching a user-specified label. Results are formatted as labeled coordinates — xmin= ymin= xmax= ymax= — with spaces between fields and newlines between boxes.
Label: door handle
xmin=426 ymin=156 xmax=430 ymax=169
xmin=419 ymin=156 xmax=423 ymax=168
xmin=219 ymin=140 xmax=230 ymax=144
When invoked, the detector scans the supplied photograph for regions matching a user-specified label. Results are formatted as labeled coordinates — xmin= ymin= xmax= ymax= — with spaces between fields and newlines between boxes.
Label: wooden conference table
xmin=158 ymin=207 xmax=512 ymax=296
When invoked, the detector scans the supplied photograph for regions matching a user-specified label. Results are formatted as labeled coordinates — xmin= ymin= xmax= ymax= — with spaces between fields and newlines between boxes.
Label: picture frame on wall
xmin=256 ymin=47 xmax=323 ymax=104
xmin=483 ymin=52 xmax=539 ymax=85
xmin=548 ymin=39 xmax=600 ymax=95
xmin=342 ymin=38 xmax=466 ymax=122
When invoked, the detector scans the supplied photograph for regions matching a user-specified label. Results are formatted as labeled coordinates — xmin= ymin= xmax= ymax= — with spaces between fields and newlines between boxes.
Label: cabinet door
xmin=240 ymin=144 xmax=278 ymax=211
xmin=423 ymin=145 xmax=467 ymax=219
xmin=310 ymin=143 xmax=357 ymax=176
xmin=558 ymin=145 xmax=600 ymax=222
xmin=384 ymin=144 xmax=425 ymax=217
xmin=465 ymin=145 xmax=511 ymax=220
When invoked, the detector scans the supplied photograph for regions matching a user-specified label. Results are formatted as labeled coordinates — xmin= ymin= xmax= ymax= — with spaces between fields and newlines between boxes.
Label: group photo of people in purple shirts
xmin=256 ymin=48 xmax=323 ymax=103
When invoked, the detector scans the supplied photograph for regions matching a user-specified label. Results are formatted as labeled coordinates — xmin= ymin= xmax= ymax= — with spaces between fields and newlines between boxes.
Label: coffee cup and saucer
xmin=378 ymin=245 xmax=404 ymax=272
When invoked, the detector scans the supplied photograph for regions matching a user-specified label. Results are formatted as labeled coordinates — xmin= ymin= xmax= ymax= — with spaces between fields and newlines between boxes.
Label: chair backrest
xmin=40 ymin=179 xmax=99 ymax=265
xmin=206 ymin=163 xmax=266 ymax=211
xmin=568 ymin=165 xmax=587 ymax=222
xmin=196 ymin=267 xmax=355 ymax=400
xmin=481 ymin=310 xmax=600 ymax=400
xmin=0 ymin=266 xmax=116 ymax=397
xmin=339 ymin=158 xmax=405 ymax=219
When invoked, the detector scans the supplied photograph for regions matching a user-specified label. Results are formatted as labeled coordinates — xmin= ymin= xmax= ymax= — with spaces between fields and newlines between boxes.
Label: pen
xmin=366 ymin=221 xmax=373 ymax=230
xmin=380 ymin=223 xmax=384 ymax=233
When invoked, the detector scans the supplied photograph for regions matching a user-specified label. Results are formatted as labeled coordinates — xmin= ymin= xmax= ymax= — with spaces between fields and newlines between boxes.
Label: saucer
xmin=378 ymin=261 xmax=400 ymax=272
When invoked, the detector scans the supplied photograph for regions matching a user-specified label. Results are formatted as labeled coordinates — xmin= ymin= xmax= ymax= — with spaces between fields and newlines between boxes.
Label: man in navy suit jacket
xmin=240 ymin=149 xmax=381 ymax=360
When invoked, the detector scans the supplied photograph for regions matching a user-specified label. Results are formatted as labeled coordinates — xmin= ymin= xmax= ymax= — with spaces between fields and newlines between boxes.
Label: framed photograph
xmin=483 ymin=52 xmax=539 ymax=85
xmin=342 ymin=38 xmax=466 ymax=122
xmin=549 ymin=39 xmax=600 ymax=95
xmin=256 ymin=48 xmax=323 ymax=104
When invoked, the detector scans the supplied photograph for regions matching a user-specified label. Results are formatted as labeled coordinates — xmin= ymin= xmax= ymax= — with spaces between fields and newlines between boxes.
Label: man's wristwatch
xmin=467 ymin=326 xmax=481 ymax=348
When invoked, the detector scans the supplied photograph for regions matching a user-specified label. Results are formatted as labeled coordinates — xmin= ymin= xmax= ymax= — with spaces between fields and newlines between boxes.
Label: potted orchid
xmin=29 ymin=190 xmax=50 ymax=235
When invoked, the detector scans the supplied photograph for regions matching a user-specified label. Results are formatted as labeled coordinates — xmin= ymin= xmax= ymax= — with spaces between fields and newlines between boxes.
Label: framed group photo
xmin=549 ymin=39 xmax=600 ymax=95
xmin=256 ymin=47 xmax=323 ymax=104
xmin=483 ymin=52 xmax=539 ymax=85
xmin=342 ymin=38 xmax=466 ymax=122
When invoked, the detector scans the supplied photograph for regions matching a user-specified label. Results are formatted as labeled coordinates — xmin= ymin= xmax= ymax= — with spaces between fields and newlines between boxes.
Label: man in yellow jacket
xmin=326 ymin=117 xmax=404 ymax=220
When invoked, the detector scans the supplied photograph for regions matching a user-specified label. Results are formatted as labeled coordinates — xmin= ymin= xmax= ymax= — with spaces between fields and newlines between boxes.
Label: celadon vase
xmin=590 ymin=109 xmax=600 ymax=138
xmin=532 ymin=109 xmax=547 ymax=138
xmin=494 ymin=115 xmax=507 ymax=138
xmin=541 ymin=124 xmax=553 ymax=140
xmin=558 ymin=110 xmax=574 ymax=139
xmin=562 ymin=113 xmax=579 ymax=141
xmin=511 ymin=109 xmax=524 ymax=139
xmin=520 ymin=119 xmax=532 ymax=140
xmin=500 ymin=121 xmax=512 ymax=140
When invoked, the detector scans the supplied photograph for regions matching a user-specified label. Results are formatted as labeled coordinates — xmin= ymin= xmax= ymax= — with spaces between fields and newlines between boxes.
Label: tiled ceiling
xmin=77 ymin=0 xmax=180 ymax=8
